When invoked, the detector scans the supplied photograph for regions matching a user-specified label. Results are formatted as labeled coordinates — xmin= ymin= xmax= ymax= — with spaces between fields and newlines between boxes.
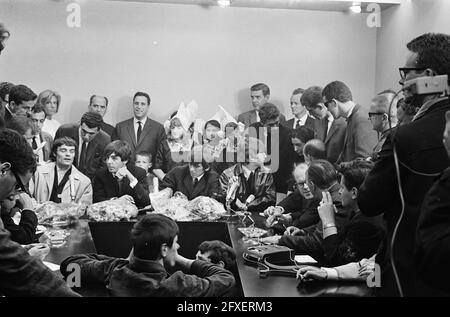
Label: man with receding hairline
xmin=88 ymin=94 xmax=115 ymax=137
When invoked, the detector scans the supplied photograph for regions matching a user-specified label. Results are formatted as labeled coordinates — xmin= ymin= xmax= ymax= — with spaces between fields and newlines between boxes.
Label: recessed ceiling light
xmin=350 ymin=5 xmax=362 ymax=13
xmin=217 ymin=0 xmax=231 ymax=8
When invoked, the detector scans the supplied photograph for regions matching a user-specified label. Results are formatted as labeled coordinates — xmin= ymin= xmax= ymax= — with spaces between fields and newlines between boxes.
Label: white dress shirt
xmin=293 ymin=112 xmax=309 ymax=129
xmin=32 ymin=133 xmax=45 ymax=162
xmin=134 ymin=117 xmax=148 ymax=141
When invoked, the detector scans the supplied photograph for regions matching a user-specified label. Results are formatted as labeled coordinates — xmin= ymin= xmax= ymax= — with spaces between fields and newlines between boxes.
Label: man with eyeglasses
xmin=55 ymin=111 xmax=111 ymax=180
xmin=358 ymin=33 xmax=450 ymax=297
xmin=0 ymin=129 xmax=79 ymax=296
xmin=301 ymin=86 xmax=347 ymax=164
xmin=368 ymin=91 xmax=400 ymax=161
xmin=322 ymin=81 xmax=377 ymax=164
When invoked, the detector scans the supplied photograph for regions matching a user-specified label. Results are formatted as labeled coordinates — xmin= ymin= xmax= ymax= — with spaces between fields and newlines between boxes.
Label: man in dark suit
xmin=55 ymin=111 xmax=110 ymax=180
xmin=93 ymin=140 xmax=150 ymax=208
xmin=284 ymin=88 xmax=317 ymax=132
xmin=29 ymin=104 xmax=53 ymax=163
xmin=161 ymin=156 xmax=220 ymax=201
xmin=322 ymin=81 xmax=377 ymax=163
xmin=88 ymin=95 xmax=115 ymax=136
xmin=0 ymin=82 xmax=14 ymax=121
xmin=358 ymin=33 xmax=450 ymax=297
xmin=6 ymin=84 xmax=37 ymax=122
xmin=112 ymin=91 xmax=166 ymax=165
xmin=237 ymin=83 xmax=286 ymax=128
xmin=249 ymin=103 xmax=296 ymax=200
xmin=301 ymin=86 xmax=347 ymax=164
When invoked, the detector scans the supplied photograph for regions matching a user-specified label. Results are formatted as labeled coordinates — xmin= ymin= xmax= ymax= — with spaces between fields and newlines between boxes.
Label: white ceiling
xmin=107 ymin=0 xmax=402 ymax=12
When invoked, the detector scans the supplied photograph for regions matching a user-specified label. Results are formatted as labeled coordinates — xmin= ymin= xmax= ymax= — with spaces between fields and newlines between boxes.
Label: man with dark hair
xmin=5 ymin=116 xmax=34 ymax=145
xmin=322 ymin=81 xmax=377 ymax=163
xmin=112 ymin=91 xmax=166 ymax=165
xmin=6 ymin=84 xmax=37 ymax=121
xmin=93 ymin=140 xmax=150 ymax=208
xmin=358 ymin=33 xmax=450 ymax=297
xmin=29 ymin=104 xmax=53 ymax=163
xmin=55 ymin=111 xmax=110 ymax=180
xmin=285 ymin=88 xmax=317 ymax=132
xmin=0 ymin=23 xmax=10 ymax=55
xmin=161 ymin=146 xmax=221 ymax=200
xmin=0 ymin=129 xmax=79 ymax=297
xmin=0 ymin=82 xmax=14 ymax=120
xmin=302 ymin=86 xmax=347 ymax=164
xmin=60 ymin=214 xmax=235 ymax=297
xmin=303 ymin=139 xmax=327 ymax=165
xmin=249 ymin=102 xmax=296 ymax=200
xmin=88 ymin=94 xmax=114 ymax=136
xmin=30 ymin=136 xmax=92 ymax=205
xmin=290 ymin=126 xmax=315 ymax=163
xmin=237 ymin=83 xmax=286 ymax=128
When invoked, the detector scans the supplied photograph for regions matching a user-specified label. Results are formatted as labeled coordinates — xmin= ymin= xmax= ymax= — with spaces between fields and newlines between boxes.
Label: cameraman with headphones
xmin=358 ymin=33 xmax=450 ymax=297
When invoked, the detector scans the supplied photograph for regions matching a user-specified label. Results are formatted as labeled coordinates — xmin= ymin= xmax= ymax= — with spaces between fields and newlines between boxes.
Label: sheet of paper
xmin=43 ymin=261 xmax=60 ymax=271
xmin=294 ymin=255 xmax=318 ymax=264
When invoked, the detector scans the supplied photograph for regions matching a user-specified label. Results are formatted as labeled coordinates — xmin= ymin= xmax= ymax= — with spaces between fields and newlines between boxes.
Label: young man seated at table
xmin=30 ymin=137 xmax=92 ymax=205
xmin=160 ymin=146 xmax=220 ymax=200
xmin=219 ymin=137 xmax=276 ymax=213
xmin=60 ymin=214 xmax=235 ymax=297
xmin=93 ymin=140 xmax=150 ymax=208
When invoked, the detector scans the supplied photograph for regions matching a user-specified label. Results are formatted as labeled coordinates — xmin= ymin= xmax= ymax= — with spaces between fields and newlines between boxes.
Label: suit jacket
xmin=284 ymin=115 xmax=316 ymax=131
xmin=112 ymin=117 xmax=166 ymax=164
xmin=93 ymin=164 xmax=150 ymax=208
xmin=237 ymin=109 xmax=286 ymax=128
xmin=101 ymin=122 xmax=115 ymax=137
xmin=30 ymin=162 xmax=93 ymax=205
xmin=315 ymin=116 xmax=347 ymax=164
xmin=161 ymin=165 xmax=220 ymax=200
xmin=358 ymin=98 xmax=450 ymax=297
xmin=39 ymin=131 xmax=53 ymax=162
xmin=249 ymin=122 xmax=296 ymax=193
xmin=4 ymin=106 xmax=13 ymax=123
xmin=336 ymin=104 xmax=377 ymax=163
xmin=55 ymin=123 xmax=111 ymax=180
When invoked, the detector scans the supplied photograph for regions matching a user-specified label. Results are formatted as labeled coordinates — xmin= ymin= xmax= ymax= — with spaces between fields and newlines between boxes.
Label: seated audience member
xmin=249 ymin=103 xmax=296 ymax=199
xmin=416 ymin=110 xmax=450 ymax=293
xmin=6 ymin=116 xmax=34 ymax=146
xmin=290 ymin=126 xmax=315 ymax=164
xmin=36 ymin=89 xmax=61 ymax=138
xmin=88 ymin=95 xmax=115 ymax=136
xmin=153 ymin=114 xmax=194 ymax=181
xmin=6 ymin=84 xmax=37 ymax=122
xmin=264 ymin=163 xmax=321 ymax=232
xmin=29 ymin=104 xmax=53 ymax=163
xmin=322 ymin=81 xmax=378 ymax=163
xmin=298 ymin=255 xmax=376 ymax=283
xmin=318 ymin=160 xmax=385 ymax=266
xmin=220 ymin=137 xmax=276 ymax=213
xmin=301 ymin=86 xmax=347 ymax=164
xmin=303 ymin=139 xmax=327 ymax=165
xmin=0 ymin=129 xmax=79 ymax=297
xmin=60 ymin=214 xmax=235 ymax=297
xmin=160 ymin=147 xmax=220 ymax=200
xmin=55 ymin=111 xmax=110 ymax=180
xmin=261 ymin=160 xmax=351 ymax=262
xmin=0 ymin=81 xmax=14 ymax=121
xmin=368 ymin=91 xmax=399 ymax=161
xmin=135 ymin=151 xmax=156 ymax=193
xmin=30 ymin=137 xmax=93 ymax=205
xmin=1 ymin=193 xmax=38 ymax=245
xmin=93 ymin=140 xmax=150 ymax=208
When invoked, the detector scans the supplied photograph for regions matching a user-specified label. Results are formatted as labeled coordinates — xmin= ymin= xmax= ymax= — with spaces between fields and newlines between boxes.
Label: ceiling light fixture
xmin=217 ymin=0 xmax=231 ymax=8
xmin=349 ymin=2 xmax=362 ymax=13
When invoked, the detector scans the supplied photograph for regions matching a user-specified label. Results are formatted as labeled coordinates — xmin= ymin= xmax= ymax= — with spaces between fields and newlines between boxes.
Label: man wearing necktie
xmin=29 ymin=104 xmax=53 ymax=162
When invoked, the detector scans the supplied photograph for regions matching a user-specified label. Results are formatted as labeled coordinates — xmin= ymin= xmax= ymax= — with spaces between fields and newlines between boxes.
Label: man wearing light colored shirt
xmin=29 ymin=104 xmax=53 ymax=163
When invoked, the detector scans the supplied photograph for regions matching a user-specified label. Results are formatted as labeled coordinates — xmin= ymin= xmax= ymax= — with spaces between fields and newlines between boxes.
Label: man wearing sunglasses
xmin=368 ymin=91 xmax=400 ymax=161
xmin=322 ymin=81 xmax=378 ymax=164
xmin=358 ymin=33 xmax=450 ymax=297
xmin=0 ymin=129 xmax=79 ymax=296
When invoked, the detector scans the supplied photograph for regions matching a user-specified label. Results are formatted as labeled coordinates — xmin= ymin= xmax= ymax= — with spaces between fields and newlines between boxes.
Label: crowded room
xmin=1 ymin=0 xmax=450 ymax=299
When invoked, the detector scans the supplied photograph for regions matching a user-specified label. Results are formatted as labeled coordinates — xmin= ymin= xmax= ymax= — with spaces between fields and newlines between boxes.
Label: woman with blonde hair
xmin=37 ymin=89 xmax=61 ymax=138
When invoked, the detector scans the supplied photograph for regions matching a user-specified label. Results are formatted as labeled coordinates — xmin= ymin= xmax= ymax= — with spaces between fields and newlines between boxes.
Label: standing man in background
xmin=285 ymin=88 xmax=316 ymax=133
xmin=88 ymin=94 xmax=115 ymax=137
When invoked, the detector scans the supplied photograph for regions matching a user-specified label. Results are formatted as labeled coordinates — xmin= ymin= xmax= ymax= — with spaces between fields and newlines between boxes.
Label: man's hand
xmin=235 ymin=199 xmax=247 ymax=211
xmin=317 ymin=191 xmax=336 ymax=225
xmin=117 ymin=166 xmax=137 ymax=184
xmin=23 ymin=243 xmax=50 ymax=261
xmin=358 ymin=258 xmax=376 ymax=278
xmin=263 ymin=206 xmax=284 ymax=217
xmin=284 ymin=226 xmax=303 ymax=236
xmin=260 ymin=235 xmax=281 ymax=245
xmin=297 ymin=266 xmax=327 ymax=281
xmin=17 ymin=192 xmax=35 ymax=210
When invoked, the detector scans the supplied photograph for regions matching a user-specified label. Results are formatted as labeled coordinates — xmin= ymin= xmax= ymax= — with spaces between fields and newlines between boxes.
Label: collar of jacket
xmin=413 ymin=96 xmax=449 ymax=121
xmin=41 ymin=162 xmax=83 ymax=181
xmin=129 ymin=254 xmax=168 ymax=276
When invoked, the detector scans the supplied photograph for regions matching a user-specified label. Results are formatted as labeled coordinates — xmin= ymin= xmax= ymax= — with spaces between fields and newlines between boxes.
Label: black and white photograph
xmin=1 ymin=0 xmax=450 ymax=302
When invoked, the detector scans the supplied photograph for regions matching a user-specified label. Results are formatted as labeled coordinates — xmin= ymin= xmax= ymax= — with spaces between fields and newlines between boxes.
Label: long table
xmin=43 ymin=219 xmax=373 ymax=297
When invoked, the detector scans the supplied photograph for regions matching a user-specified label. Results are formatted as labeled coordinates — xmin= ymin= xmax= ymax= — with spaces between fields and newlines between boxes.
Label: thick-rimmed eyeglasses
xmin=12 ymin=170 xmax=30 ymax=196
xmin=323 ymin=99 xmax=336 ymax=108
xmin=368 ymin=112 xmax=387 ymax=118
xmin=399 ymin=67 xmax=427 ymax=80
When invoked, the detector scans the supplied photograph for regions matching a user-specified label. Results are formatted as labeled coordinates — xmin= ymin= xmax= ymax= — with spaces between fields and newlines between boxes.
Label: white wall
xmin=376 ymin=0 xmax=450 ymax=93
xmin=0 ymin=0 xmax=377 ymax=126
